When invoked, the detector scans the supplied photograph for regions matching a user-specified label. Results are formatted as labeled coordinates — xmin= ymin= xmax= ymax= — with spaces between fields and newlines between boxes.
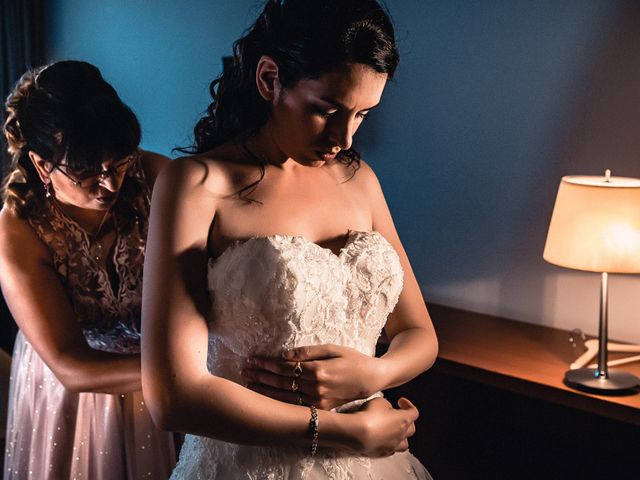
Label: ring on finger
xmin=293 ymin=361 xmax=303 ymax=378
xmin=291 ymin=378 xmax=299 ymax=393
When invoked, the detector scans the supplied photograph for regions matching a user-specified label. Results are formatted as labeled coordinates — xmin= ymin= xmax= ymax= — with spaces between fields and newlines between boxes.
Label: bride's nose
xmin=328 ymin=117 xmax=356 ymax=151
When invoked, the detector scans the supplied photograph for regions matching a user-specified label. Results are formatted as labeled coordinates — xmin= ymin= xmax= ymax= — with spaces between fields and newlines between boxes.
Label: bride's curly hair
xmin=183 ymin=0 xmax=398 ymax=189
xmin=2 ymin=61 xmax=142 ymax=226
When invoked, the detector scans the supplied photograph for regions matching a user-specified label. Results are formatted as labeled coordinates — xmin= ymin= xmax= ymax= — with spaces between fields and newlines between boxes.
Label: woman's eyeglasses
xmin=54 ymin=153 xmax=137 ymax=188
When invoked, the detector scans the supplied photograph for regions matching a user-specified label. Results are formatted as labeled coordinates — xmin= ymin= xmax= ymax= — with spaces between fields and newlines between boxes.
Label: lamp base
xmin=564 ymin=368 xmax=640 ymax=396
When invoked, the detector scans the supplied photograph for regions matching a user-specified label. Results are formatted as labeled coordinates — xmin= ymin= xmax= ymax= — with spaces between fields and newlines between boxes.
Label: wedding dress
xmin=171 ymin=230 xmax=432 ymax=479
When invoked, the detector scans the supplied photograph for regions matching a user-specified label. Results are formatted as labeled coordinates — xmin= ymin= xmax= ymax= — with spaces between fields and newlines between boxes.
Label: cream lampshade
xmin=543 ymin=171 xmax=640 ymax=394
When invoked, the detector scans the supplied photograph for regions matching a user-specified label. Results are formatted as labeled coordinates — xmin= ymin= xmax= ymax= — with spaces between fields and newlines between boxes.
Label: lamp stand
xmin=564 ymin=272 xmax=640 ymax=395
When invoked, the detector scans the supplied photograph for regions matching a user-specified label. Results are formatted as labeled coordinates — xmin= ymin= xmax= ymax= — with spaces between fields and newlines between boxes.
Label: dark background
xmin=3 ymin=2 xmax=640 ymax=478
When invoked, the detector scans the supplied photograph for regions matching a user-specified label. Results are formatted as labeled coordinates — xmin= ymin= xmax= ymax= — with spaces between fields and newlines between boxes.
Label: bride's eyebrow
xmin=317 ymin=96 xmax=380 ymax=112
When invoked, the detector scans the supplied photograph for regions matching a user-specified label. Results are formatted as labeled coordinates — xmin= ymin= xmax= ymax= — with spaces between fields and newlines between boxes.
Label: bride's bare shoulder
xmin=333 ymin=158 xmax=384 ymax=199
xmin=158 ymin=146 xmax=255 ymax=199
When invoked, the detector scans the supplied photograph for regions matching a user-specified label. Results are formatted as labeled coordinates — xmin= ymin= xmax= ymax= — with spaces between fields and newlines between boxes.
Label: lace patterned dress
xmin=3 ymin=165 xmax=176 ymax=480
xmin=171 ymin=231 xmax=432 ymax=479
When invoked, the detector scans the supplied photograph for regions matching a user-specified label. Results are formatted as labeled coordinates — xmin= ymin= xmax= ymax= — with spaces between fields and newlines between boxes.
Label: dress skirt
xmin=3 ymin=331 xmax=176 ymax=480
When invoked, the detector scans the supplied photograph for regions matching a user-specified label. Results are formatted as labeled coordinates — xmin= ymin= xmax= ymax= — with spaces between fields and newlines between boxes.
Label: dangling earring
xmin=44 ymin=181 xmax=51 ymax=198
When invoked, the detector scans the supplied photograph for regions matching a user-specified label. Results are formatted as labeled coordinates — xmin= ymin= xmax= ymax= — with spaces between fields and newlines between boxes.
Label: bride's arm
xmin=365 ymin=161 xmax=438 ymax=388
xmin=141 ymin=158 xmax=418 ymax=455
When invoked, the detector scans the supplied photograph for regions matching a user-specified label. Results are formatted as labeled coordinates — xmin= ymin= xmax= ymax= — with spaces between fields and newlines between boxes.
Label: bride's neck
xmin=243 ymin=126 xmax=289 ymax=167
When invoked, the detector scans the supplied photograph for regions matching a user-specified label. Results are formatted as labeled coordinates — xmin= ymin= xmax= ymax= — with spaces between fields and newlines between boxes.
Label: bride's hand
xmin=349 ymin=396 xmax=418 ymax=457
xmin=242 ymin=344 xmax=383 ymax=410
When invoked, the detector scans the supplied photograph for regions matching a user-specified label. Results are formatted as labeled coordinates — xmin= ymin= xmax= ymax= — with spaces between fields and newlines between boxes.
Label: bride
xmin=141 ymin=0 xmax=438 ymax=478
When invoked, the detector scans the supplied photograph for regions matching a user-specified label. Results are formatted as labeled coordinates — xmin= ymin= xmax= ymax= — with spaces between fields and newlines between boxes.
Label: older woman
xmin=0 ymin=60 xmax=175 ymax=479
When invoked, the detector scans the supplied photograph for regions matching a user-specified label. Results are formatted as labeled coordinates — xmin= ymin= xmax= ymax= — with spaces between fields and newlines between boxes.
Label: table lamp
xmin=543 ymin=170 xmax=640 ymax=395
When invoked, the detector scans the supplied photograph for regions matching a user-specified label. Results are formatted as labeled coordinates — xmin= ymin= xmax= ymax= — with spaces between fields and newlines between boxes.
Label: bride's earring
xmin=44 ymin=180 xmax=51 ymax=198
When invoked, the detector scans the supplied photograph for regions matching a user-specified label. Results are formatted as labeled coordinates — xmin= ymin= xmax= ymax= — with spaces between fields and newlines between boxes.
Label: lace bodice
xmin=206 ymin=230 xmax=403 ymax=383
xmin=171 ymin=230 xmax=413 ymax=479
xmin=26 ymin=164 xmax=150 ymax=354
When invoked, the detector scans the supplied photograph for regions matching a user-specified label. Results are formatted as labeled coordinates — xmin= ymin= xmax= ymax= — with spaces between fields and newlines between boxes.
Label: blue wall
xmin=46 ymin=0 xmax=640 ymax=341
xmin=45 ymin=0 xmax=264 ymax=154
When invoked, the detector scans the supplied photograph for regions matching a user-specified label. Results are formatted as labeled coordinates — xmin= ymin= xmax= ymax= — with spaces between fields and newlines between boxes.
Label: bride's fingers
xmin=397 ymin=397 xmax=414 ymax=409
xmin=248 ymin=357 xmax=316 ymax=380
xmin=246 ymin=381 xmax=342 ymax=410
xmin=242 ymin=368 xmax=310 ymax=394
xmin=395 ymin=439 xmax=409 ymax=452
xmin=246 ymin=382 xmax=310 ymax=406
xmin=406 ymin=421 xmax=416 ymax=438
xmin=397 ymin=397 xmax=419 ymax=421
xmin=282 ymin=344 xmax=342 ymax=361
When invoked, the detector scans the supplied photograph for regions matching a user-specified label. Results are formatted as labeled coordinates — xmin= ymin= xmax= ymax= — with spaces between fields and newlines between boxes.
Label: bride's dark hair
xmin=186 ymin=0 xmax=399 ymax=168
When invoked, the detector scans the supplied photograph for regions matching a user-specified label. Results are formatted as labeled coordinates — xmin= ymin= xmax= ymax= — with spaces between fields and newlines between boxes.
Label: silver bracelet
xmin=309 ymin=405 xmax=319 ymax=457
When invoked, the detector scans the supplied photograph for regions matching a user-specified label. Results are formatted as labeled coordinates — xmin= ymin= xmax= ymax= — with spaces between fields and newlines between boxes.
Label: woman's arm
xmin=139 ymin=149 xmax=170 ymax=188
xmin=243 ymin=161 xmax=438 ymax=409
xmin=141 ymin=158 xmax=418 ymax=455
xmin=0 ymin=208 xmax=141 ymax=393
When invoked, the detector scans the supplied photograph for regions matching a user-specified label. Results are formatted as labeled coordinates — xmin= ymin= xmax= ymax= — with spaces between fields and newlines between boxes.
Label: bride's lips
xmin=315 ymin=150 xmax=339 ymax=161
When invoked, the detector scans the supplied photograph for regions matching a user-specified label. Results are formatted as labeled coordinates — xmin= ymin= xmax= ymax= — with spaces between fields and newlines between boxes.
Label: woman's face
xmin=34 ymin=152 xmax=136 ymax=211
xmin=268 ymin=63 xmax=388 ymax=166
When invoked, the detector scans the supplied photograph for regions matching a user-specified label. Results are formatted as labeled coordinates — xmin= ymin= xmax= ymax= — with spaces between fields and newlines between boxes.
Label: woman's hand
xmin=350 ymin=397 xmax=418 ymax=457
xmin=242 ymin=344 xmax=386 ymax=410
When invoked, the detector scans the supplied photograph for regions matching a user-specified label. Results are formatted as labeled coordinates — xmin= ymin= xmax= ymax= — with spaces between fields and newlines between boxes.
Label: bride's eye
xmin=313 ymin=106 xmax=337 ymax=118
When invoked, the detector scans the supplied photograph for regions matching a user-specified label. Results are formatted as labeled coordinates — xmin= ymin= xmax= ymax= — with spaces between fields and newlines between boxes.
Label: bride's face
xmin=268 ymin=63 xmax=388 ymax=167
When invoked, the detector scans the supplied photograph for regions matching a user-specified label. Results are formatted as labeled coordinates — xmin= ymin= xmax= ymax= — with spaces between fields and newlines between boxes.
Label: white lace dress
xmin=171 ymin=231 xmax=432 ymax=479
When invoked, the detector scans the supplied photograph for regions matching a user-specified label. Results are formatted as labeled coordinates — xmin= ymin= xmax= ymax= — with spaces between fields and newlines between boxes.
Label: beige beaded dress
xmin=3 ymin=163 xmax=176 ymax=480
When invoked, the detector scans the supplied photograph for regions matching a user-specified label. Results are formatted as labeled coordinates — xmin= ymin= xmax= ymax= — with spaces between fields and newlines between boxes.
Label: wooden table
xmin=428 ymin=303 xmax=640 ymax=426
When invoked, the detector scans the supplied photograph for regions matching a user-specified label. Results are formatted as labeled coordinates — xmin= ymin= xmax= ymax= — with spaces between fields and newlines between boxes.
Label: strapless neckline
xmin=205 ymin=227 xmax=401 ymax=361
xmin=209 ymin=230 xmax=382 ymax=267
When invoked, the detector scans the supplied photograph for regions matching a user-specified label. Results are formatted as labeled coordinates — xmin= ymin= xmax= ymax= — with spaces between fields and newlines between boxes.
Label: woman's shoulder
xmin=0 ymin=204 xmax=35 ymax=237
xmin=138 ymin=150 xmax=170 ymax=189
xmin=0 ymin=206 xmax=50 ymax=267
